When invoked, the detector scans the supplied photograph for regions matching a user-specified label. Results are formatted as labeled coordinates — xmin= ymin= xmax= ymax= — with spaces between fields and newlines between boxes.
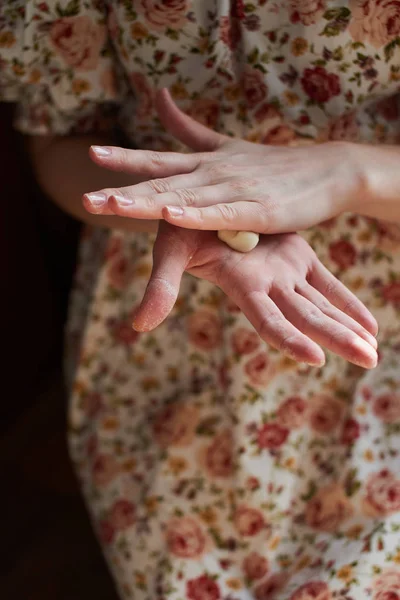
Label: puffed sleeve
xmin=0 ymin=0 xmax=123 ymax=135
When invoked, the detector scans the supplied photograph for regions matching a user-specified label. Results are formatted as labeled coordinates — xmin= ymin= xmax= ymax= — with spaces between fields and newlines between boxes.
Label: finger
xmin=163 ymin=201 xmax=268 ymax=232
xmin=110 ymin=183 xmax=246 ymax=220
xmin=156 ymin=88 xmax=227 ymax=152
xmin=273 ymin=289 xmax=377 ymax=369
xmin=297 ymin=283 xmax=378 ymax=350
xmin=89 ymin=145 xmax=201 ymax=177
xmin=227 ymin=289 xmax=325 ymax=366
xmin=132 ymin=228 xmax=190 ymax=332
xmin=308 ymin=262 xmax=379 ymax=337
xmin=84 ymin=171 xmax=207 ymax=216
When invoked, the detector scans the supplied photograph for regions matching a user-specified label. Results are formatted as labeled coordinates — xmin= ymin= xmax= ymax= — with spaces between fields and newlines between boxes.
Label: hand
xmin=84 ymin=89 xmax=364 ymax=235
xmin=133 ymin=222 xmax=378 ymax=369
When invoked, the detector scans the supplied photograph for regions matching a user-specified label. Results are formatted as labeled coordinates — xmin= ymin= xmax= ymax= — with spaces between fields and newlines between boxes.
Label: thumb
xmin=155 ymin=88 xmax=227 ymax=152
xmin=132 ymin=224 xmax=192 ymax=332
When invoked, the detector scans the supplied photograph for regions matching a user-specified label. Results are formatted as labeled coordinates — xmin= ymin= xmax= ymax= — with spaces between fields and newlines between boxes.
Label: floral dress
xmin=2 ymin=1 xmax=400 ymax=599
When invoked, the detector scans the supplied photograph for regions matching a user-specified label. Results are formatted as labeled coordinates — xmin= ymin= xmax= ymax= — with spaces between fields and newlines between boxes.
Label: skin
xmin=28 ymin=94 xmax=380 ymax=369
xmin=84 ymin=89 xmax=400 ymax=231
xmin=134 ymin=222 xmax=378 ymax=369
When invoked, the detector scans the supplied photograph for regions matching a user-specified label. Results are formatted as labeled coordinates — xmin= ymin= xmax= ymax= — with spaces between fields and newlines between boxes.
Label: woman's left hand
xmin=132 ymin=222 xmax=378 ymax=370
xmin=84 ymin=89 xmax=366 ymax=234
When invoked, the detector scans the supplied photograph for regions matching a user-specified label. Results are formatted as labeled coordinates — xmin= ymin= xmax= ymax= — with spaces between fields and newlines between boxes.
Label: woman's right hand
xmin=133 ymin=222 xmax=378 ymax=369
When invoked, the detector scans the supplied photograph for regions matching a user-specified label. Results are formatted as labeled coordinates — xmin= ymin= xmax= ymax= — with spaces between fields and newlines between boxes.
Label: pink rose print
xmin=50 ymin=16 xmax=106 ymax=71
xmin=107 ymin=256 xmax=135 ymax=290
xmin=382 ymin=281 xmax=400 ymax=306
xmin=376 ymin=221 xmax=400 ymax=252
xmin=153 ymin=402 xmax=199 ymax=447
xmin=242 ymin=552 xmax=269 ymax=580
xmin=104 ymin=237 xmax=122 ymax=261
xmin=242 ymin=67 xmax=268 ymax=108
xmin=130 ymin=72 xmax=154 ymax=119
xmin=244 ymin=352 xmax=275 ymax=387
xmin=235 ymin=505 xmax=265 ymax=536
xmin=262 ymin=124 xmax=297 ymax=145
xmin=187 ymin=574 xmax=221 ymax=600
xmin=290 ymin=0 xmax=326 ymax=25
xmin=349 ymin=0 xmax=400 ymax=48
xmin=188 ymin=310 xmax=223 ymax=351
xmin=276 ymin=396 xmax=308 ymax=429
xmin=98 ymin=519 xmax=115 ymax=544
xmin=82 ymin=392 xmax=103 ymax=418
xmin=376 ymin=94 xmax=400 ymax=121
xmin=373 ymin=569 xmax=400 ymax=600
xmin=308 ymin=395 xmax=345 ymax=434
xmin=232 ymin=328 xmax=260 ymax=355
xmin=328 ymin=111 xmax=359 ymax=142
xmin=341 ymin=418 xmax=361 ymax=445
xmin=187 ymin=98 xmax=220 ymax=129
xmin=112 ymin=319 xmax=140 ymax=346
xmin=203 ymin=430 xmax=234 ymax=478
xmin=92 ymin=453 xmax=120 ymax=487
xmin=363 ymin=470 xmax=400 ymax=517
xmin=301 ymin=66 xmax=341 ymax=103
xmin=254 ymin=573 xmax=287 ymax=600
xmin=254 ymin=102 xmax=281 ymax=123
xmin=166 ymin=516 xmax=207 ymax=559
xmin=329 ymin=240 xmax=357 ymax=270
xmin=231 ymin=0 xmax=246 ymax=19
xmin=258 ymin=423 xmax=289 ymax=449
xmin=305 ymin=483 xmax=353 ymax=532
xmin=137 ymin=0 xmax=189 ymax=31
xmin=290 ymin=581 xmax=332 ymax=600
xmin=373 ymin=393 xmax=400 ymax=423
xmin=109 ymin=499 xmax=136 ymax=531
xmin=219 ymin=15 xmax=242 ymax=50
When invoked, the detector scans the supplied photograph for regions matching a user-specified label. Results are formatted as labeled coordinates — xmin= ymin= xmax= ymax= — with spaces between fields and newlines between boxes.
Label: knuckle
xmin=142 ymin=195 xmax=157 ymax=209
xmin=217 ymin=203 xmax=240 ymax=223
xmin=149 ymin=151 xmax=164 ymax=170
xmin=325 ymin=280 xmax=339 ymax=299
xmin=148 ymin=178 xmax=170 ymax=194
xmin=302 ymin=306 xmax=323 ymax=330
xmin=175 ymin=188 xmax=198 ymax=206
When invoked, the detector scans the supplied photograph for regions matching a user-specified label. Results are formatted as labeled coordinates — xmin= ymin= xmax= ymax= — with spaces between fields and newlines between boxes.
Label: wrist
xmin=346 ymin=142 xmax=400 ymax=220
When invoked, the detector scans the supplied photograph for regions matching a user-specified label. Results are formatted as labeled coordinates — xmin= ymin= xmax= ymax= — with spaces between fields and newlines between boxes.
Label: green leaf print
xmin=55 ymin=0 xmax=80 ymax=17
xmin=323 ymin=6 xmax=351 ymax=20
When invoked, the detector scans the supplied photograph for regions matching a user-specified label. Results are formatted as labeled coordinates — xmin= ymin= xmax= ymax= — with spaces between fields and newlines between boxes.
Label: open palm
xmin=133 ymin=222 xmax=378 ymax=369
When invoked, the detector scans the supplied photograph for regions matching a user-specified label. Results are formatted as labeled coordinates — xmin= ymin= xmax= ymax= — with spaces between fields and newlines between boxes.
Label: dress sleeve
xmin=0 ymin=0 xmax=123 ymax=135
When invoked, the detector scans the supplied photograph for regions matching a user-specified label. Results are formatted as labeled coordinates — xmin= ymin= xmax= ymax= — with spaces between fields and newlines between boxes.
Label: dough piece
xmin=218 ymin=230 xmax=260 ymax=253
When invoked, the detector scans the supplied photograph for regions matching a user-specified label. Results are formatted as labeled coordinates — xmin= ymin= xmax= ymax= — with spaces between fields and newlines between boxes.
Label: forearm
xmin=352 ymin=142 xmax=400 ymax=223
xmin=26 ymin=134 xmax=158 ymax=233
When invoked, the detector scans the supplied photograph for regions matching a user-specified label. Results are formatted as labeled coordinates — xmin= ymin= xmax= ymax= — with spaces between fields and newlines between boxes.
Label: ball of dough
xmin=218 ymin=230 xmax=260 ymax=253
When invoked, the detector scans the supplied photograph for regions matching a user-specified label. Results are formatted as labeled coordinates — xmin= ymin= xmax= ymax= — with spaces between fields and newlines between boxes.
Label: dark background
xmin=0 ymin=103 xmax=119 ymax=599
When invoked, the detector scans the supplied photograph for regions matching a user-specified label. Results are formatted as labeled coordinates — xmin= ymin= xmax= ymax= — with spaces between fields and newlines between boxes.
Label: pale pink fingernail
xmin=113 ymin=194 xmax=134 ymax=206
xmin=92 ymin=145 xmax=112 ymax=157
xmin=166 ymin=206 xmax=184 ymax=217
xmin=86 ymin=192 xmax=107 ymax=207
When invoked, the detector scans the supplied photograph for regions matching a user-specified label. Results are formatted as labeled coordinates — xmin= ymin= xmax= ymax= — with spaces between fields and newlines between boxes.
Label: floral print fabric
xmin=2 ymin=1 xmax=400 ymax=599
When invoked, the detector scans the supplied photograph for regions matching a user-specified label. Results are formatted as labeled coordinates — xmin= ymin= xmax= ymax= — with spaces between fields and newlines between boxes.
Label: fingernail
xmin=92 ymin=145 xmax=112 ymax=156
xmin=166 ymin=206 xmax=184 ymax=217
xmin=113 ymin=194 xmax=134 ymax=207
xmin=353 ymin=338 xmax=378 ymax=367
xmin=86 ymin=192 xmax=107 ymax=207
xmin=364 ymin=332 xmax=378 ymax=350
